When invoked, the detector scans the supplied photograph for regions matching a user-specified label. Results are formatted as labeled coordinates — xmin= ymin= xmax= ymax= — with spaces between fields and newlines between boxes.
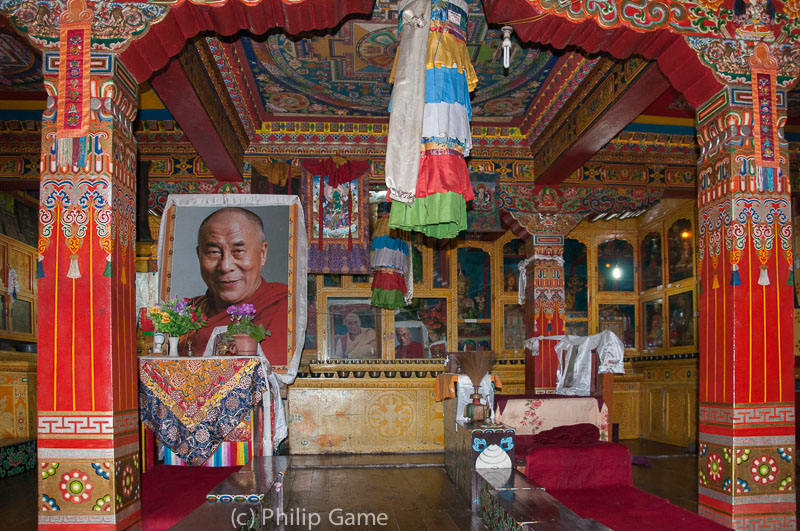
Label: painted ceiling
xmin=239 ymin=0 xmax=562 ymax=124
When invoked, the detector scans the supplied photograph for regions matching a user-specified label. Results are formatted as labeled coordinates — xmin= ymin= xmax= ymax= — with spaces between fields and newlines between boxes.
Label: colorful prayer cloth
xmin=387 ymin=0 xmax=477 ymax=239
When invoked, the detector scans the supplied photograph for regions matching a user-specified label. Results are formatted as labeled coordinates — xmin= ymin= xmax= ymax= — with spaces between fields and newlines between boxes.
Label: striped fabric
xmin=371 ymin=235 xmax=411 ymax=309
xmin=388 ymin=0 xmax=477 ymax=239
xmin=164 ymin=441 xmax=252 ymax=467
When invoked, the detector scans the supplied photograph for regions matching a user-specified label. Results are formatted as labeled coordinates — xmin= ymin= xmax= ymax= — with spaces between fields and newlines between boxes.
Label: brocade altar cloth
xmin=139 ymin=356 xmax=268 ymax=465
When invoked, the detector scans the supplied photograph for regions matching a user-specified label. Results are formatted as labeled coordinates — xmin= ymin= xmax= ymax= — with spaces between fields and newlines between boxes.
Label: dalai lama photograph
xmin=165 ymin=199 xmax=293 ymax=364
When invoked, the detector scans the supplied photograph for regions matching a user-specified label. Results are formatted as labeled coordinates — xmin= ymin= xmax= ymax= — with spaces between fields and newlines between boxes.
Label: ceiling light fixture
xmin=501 ymin=26 xmax=513 ymax=69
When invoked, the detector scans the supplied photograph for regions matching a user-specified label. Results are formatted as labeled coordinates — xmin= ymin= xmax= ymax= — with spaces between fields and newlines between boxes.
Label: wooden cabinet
xmin=613 ymin=375 xmax=642 ymax=440
xmin=0 ymin=352 xmax=37 ymax=438
xmin=0 ymin=235 xmax=37 ymax=342
xmin=637 ymin=359 xmax=697 ymax=448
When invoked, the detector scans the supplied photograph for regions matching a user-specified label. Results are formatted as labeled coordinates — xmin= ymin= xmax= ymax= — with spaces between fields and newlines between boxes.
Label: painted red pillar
xmin=695 ymin=44 xmax=795 ymax=529
xmin=36 ymin=35 xmax=140 ymax=530
xmin=524 ymin=235 xmax=566 ymax=393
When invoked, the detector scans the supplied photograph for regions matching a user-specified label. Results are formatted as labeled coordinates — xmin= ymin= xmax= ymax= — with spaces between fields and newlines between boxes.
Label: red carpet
xmin=525 ymin=443 xmax=731 ymax=531
xmin=141 ymin=465 xmax=240 ymax=531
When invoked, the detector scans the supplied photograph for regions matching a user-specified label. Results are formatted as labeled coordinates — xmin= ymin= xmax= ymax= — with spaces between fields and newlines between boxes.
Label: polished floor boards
xmin=0 ymin=440 xmax=754 ymax=530
xmin=284 ymin=457 xmax=486 ymax=530
xmin=619 ymin=439 xmax=700 ymax=513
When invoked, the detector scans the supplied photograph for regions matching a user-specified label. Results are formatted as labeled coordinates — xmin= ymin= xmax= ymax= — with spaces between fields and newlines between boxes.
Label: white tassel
xmin=57 ymin=137 xmax=72 ymax=169
xmin=67 ymin=254 xmax=81 ymax=279
xmin=757 ymin=265 xmax=770 ymax=286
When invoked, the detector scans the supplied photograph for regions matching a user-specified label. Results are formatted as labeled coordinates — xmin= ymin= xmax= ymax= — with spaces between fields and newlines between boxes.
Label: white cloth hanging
xmin=524 ymin=330 xmax=625 ymax=396
xmin=385 ymin=0 xmax=431 ymax=204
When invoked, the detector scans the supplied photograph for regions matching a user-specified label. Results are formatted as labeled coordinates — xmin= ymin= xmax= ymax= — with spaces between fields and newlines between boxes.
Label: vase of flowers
xmin=148 ymin=299 xmax=207 ymax=357
xmin=227 ymin=303 xmax=269 ymax=356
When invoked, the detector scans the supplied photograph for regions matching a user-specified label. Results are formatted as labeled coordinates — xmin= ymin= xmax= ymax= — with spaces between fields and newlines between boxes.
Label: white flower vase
xmin=168 ymin=336 xmax=180 ymax=357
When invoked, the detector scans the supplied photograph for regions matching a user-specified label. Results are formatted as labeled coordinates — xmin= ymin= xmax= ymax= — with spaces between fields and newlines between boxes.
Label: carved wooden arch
xmin=119 ymin=0 xmax=374 ymax=82
xmin=481 ymin=0 xmax=724 ymax=108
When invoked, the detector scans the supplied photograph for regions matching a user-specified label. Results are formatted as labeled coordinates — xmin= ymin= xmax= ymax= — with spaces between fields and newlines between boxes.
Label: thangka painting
xmin=466 ymin=173 xmax=502 ymax=232
xmin=300 ymin=158 xmax=371 ymax=274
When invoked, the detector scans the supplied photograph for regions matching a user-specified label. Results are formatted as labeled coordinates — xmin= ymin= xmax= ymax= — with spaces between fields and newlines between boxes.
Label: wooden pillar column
xmin=695 ymin=44 xmax=795 ymax=530
xmin=523 ymin=235 xmax=566 ymax=393
xmin=36 ymin=40 xmax=140 ymax=529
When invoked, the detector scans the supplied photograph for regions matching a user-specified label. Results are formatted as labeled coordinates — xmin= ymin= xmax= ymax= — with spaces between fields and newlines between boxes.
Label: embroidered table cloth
xmin=139 ymin=356 xmax=268 ymax=465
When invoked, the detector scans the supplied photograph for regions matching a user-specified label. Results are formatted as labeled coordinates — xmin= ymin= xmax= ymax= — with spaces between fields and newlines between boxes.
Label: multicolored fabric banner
xmin=388 ymin=0 xmax=477 ymax=239
xmin=57 ymin=3 xmax=92 ymax=139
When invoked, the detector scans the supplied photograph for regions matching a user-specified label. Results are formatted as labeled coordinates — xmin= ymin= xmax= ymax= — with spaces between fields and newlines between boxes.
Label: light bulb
xmin=612 ymin=267 xmax=622 ymax=279
xmin=501 ymin=26 xmax=513 ymax=69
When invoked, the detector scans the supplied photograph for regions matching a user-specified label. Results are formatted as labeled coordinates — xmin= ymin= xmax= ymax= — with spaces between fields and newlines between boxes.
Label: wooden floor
xmin=0 ymin=440 xmax=719 ymax=530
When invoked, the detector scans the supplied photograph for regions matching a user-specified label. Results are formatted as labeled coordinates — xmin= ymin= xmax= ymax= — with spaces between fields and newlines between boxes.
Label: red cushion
xmin=514 ymin=423 xmax=600 ymax=459
xmin=141 ymin=465 xmax=240 ymax=531
xmin=525 ymin=442 xmax=632 ymax=489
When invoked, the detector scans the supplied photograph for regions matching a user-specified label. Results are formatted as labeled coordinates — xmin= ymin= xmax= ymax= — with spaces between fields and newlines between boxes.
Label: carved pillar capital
xmin=0 ymin=0 xmax=169 ymax=52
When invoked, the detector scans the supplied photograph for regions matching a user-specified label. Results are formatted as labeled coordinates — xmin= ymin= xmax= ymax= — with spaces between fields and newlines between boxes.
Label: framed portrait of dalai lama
xmin=157 ymin=194 xmax=308 ymax=370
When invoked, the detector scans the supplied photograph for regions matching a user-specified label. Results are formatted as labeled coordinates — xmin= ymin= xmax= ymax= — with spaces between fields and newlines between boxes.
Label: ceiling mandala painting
xmin=240 ymin=0 xmax=562 ymax=123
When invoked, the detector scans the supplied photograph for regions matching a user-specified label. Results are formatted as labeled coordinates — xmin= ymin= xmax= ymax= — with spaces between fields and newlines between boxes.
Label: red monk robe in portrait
xmin=181 ymin=279 xmax=289 ymax=365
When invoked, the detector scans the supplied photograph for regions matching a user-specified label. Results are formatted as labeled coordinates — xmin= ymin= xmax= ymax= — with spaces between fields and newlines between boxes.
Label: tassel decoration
xmin=66 ymin=254 xmax=81 ymax=279
xmin=546 ymin=320 xmax=552 ymax=332
xmin=698 ymin=276 xmax=702 ymax=294
xmin=121 ymin=264 xmax=127 ymax=285
xmin=57 ymin=137 xmax=72 ymax=168
xmin=788 ymin=270 xmax=793 ymax=286
xmin=712 ymin=272 xmax=719 ymax=290
xmin=102 ymin=255 xmax=112 ymax=278
xmin=730 ymin=263 xmax=741 ymax=286
xmin=758 ymin=265 xmax=770 ymax=286
xmin=37 ymin=256 xmax=45 ymax=279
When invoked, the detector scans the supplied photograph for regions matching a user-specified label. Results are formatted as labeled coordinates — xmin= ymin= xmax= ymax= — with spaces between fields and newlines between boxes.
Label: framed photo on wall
xmin=326 ymin=298 xmax=380 ymax=359
xmin=157 ymin=194 xmax=307 ymax=368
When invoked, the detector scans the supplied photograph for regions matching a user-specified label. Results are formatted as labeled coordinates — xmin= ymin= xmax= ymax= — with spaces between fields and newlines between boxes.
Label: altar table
xmin=139 ymin=356 xmax=269 ymax=466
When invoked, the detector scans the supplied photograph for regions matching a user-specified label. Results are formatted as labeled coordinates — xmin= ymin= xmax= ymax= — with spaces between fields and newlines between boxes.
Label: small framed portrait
xmin=326 ymin=298 xmax=380 ymax=359
xmin=157 ymin=194 xmax=307 ymax=367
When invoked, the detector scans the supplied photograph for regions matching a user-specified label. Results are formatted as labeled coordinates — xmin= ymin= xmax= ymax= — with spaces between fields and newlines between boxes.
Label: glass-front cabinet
xmin=0 ymin=235 xmax=37 ymax=342
xmin=637 ymin=210 xmax=698 ymax=354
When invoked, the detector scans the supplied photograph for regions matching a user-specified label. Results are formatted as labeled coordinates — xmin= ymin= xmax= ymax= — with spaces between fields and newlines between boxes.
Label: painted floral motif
xmin=777 ymin=447 xmax=792 ymax=463
xmin=723 ymin=447 xmax=731 ymax=462
xmin=41 ymin=494 xmax=60 ymax=511
xmin=91 ymin=462 xmax=111 ymax=480
xmin=699 ymin=443 xmax=707 ymax=457
xmin=518 ymin=399 xmax=544 ymax=430
xmin=722 ymin=477 xmax=732 ymax=492
xmin=707 ymin=452 xmax=723 ymax=481
xmin=41 ymin=462 xmax=59 ymax=479
xmin=92 ymin=494 xmax=112 ymax=512
xmin=699 ymin=470 xmax=708 ymax=485
xmin=750 ymin=455 xmax=778 ymax=485
xmin=119 ymin=464 xmax=135 ymax=498
xmin=778 ymin=476 xmax=792 ymax=491
xmin=736 ymin=448 xmax=751 ymax=464
xmin=736 ymin=477 xmax=751 ymax=492
xmin=59 ymin=470 xmax=94 ymax=504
